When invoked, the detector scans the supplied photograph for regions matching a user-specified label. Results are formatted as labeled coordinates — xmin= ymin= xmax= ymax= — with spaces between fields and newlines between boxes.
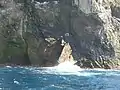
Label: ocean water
xmin=0 ymin=62 xmax=120 ymax=90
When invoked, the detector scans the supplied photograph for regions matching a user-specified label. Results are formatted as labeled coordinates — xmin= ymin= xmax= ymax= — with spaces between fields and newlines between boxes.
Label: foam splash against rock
xmin=54 ymin=61 xmax=81 ymax=72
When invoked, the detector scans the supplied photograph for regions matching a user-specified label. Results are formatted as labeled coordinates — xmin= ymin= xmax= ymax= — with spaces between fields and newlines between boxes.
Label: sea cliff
xmin=0 ymin=0 xmax=120 ymax=69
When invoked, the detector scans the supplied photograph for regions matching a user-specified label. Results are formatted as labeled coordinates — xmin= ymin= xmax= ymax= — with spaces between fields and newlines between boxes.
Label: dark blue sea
xmin=0 ymin=62 xmax=120 ymax=90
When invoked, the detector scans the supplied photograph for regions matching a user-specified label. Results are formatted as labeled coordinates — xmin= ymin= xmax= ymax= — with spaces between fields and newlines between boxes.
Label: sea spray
xmin=23 ymin=61 xmax=120 ymax=76
xmin=54 ymin=61 xmax=81 ymax=72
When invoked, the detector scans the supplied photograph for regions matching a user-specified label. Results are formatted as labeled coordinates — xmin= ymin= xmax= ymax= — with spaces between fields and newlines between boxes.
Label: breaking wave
xmin=23 ymin=61 xmax=120 ymax=77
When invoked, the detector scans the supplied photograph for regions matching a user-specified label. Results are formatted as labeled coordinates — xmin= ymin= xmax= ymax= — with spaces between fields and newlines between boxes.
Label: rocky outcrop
xmin=25 ymin=32 xmax=62 ymax=66
xmin=0 ymin=0 xmax=120 ymax=68
xmin=0 ymin=0 xmax=63 ymax=66
xmin=71 ymin=0 xmax=120 ymax=69
xmin=58 ymin=43 xmax=75 ymax=64
xmin=0 ymin=0 xmax=30 ymax=65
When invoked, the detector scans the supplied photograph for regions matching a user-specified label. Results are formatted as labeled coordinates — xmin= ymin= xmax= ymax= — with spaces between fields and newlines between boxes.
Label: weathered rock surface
xmin=25 ymin=32 xmax=63 ymax=66
xmin=71 ymin=0 xmax=120 ymax=69
xmin=0 ymin=0 xmax=120 ymax=68
xmin=58 ymin=43 xmax=75 ymax=64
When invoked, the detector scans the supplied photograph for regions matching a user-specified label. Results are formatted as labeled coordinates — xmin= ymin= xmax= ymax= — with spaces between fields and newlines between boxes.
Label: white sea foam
xmin=23 ymin=61 xmax=120 ymax=77
xmin=14 ymin=80 xmax=20 ymax=85
xmin=29 ymin=61 xmax=103 ymax=76
xmin=54 ymin=61 xmax=82 ymax=72
xmin=6 ymin=66 xmax=12 ymax=68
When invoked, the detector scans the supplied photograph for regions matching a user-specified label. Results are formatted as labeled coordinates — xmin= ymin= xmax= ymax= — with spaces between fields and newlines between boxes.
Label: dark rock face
xmin=25 ymin=32 xmax=63 ymax=66
xmin=71 ymin=0 xmax=120 ymax=69
xmin=0 ymin=0 xmax=120 ymax=68
xmin=0 ymin=0 xmax=30 ymax=65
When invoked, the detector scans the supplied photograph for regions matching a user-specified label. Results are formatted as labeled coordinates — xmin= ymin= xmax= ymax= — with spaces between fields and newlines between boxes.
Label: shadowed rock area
xmin=0 ymin=0 xmax=120 ymax=68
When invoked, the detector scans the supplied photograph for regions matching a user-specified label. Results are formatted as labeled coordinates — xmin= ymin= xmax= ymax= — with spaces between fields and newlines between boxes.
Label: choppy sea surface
xmin=0 ymin=62 xmax=120 ymax=90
